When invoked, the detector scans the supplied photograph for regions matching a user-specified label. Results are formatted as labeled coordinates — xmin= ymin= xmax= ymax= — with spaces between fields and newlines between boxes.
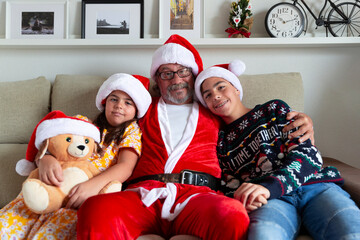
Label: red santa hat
xmin=194 ymin=59 xmax=246 ymax=107
xmin=150 ymin=34 xmax=203 ymax=79
xmin=15 ymin=110 xmax=101 ymax=176
xmin=96 ymin=73 xmax=152 ymax=118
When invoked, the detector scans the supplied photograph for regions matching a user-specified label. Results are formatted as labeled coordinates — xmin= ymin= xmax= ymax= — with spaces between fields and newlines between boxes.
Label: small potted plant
xmin=226 ymin=0 xmax=253 ymax=38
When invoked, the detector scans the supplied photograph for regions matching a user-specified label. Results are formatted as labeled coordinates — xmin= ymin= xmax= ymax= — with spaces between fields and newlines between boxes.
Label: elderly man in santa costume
xmin=77 ymin=34 xmax=314 ymax=240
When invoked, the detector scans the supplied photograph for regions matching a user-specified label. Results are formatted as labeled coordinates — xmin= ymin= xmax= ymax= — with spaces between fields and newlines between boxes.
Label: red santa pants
xmin=77 ymin=190 xmax=249 ymax=240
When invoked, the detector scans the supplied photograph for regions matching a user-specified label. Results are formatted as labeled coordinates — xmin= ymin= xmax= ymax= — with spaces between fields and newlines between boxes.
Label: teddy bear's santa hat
xmin=15 ymin=110 xmax=100 ymax=176
xmin=150 ymin=34 xmax=203 ymax=79
xmin=194 ymin=59 xmax=246 ymax=108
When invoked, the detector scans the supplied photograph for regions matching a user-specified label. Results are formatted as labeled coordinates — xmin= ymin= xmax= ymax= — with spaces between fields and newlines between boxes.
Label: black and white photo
xmin=96 ymin=10 xmax=130 ymax=35
xmin=21 ymin=12 xmax=55 ymax=35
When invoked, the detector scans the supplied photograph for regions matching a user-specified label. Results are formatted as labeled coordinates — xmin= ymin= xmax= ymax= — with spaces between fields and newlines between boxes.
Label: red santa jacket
xmin=129 ymin=97 xmax=221 ymax=181
xmin=126 ymin=97 xmax=222 ymax=220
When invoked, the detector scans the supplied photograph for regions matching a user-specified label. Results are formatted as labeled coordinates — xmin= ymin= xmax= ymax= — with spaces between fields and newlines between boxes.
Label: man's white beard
xmin=165 ymin=83 xmax=193 ymax=104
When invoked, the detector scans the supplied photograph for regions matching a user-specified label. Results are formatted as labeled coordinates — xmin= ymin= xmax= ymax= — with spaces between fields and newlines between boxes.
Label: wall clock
xmin=265 ymin=2 xmax=305 ymax=38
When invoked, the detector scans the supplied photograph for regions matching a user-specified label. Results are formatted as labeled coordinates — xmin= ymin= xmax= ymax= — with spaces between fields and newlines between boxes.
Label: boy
xmin=194 ymin=60 xmax=360 ymax=240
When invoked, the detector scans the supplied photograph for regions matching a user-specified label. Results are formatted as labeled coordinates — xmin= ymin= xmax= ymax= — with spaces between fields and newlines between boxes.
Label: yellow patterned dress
xmin=0 ymin=119 xmax=142 ymax=240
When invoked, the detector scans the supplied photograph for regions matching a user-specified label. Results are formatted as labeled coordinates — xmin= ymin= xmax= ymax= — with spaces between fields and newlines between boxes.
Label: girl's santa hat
xmin=195 ymin=59 xmax=246 ymax=107
xmin=16 ymin=110 xmax=101 ymax=176
xmin=96 ymin=73 xmax=152 ymax=118
xmin=150 ymin=34 xmax=203 ymax=79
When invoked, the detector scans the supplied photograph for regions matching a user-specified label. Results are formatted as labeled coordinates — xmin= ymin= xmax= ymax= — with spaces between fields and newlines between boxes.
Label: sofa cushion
xmin=52 ymin=75 xmax=107 ymax=121
xmin=239 ymin=72 xmax=304 ymax=112
xmin=0 ymin=144 xmax=28 ymax=208
xmin=0 ymin=77 xmax=51 ymax=144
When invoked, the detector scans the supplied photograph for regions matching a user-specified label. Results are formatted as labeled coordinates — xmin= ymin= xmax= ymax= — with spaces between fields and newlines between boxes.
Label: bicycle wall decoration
xmin=265 ymin=0 xmax=360 ymax=37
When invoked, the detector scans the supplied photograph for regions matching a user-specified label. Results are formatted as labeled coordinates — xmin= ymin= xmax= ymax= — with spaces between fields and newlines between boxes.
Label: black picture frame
xmin=81 ymin=0 xmax=144 ymax=39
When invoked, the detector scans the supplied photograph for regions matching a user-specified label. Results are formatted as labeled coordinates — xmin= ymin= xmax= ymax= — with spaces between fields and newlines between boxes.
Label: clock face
xmin=265 ymin=3 xmax=305 ymax=38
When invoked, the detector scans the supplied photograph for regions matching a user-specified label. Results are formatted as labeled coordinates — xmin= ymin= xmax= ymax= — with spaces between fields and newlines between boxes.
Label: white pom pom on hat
xmin=228 ymin=59 xmax=246 ymax=77
xmin=15 ymin=110 xmax=100 ymax=176
xmin=96 ymin=73 xmax=152 ymax=118
xmin=195 ymin=59 xmax=246 ymax=107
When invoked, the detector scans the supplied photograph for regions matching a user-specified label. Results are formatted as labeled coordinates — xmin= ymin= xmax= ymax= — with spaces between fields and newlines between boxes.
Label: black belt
xmin=128 ymin=170 xmax=220 ymax=191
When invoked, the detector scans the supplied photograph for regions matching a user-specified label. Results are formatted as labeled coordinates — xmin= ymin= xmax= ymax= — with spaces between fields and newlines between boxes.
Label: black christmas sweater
xmin=217 ymin=99 xmax=344 ymax=199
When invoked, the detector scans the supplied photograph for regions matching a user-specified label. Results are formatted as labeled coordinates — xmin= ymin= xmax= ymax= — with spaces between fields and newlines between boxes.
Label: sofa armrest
xmin=323 ymin=157 xmax=360 ymax=206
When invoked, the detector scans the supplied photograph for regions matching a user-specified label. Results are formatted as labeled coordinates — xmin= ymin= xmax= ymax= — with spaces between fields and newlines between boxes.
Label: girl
xmin=0 ymin=73 xmax=152 ymax=239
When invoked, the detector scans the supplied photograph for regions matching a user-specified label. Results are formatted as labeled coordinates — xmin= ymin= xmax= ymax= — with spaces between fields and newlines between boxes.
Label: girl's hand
xmin=65 ymin=148 xmax=139 ymax=209
xmin=65 ymin=179 xmax=101 ymax=209
xmin=38 ymin=155 xmax=63 ymax=187
xmin=234 ymin=183 xmax=270 ymax=210
xmin=283 ymin=111 xmax=315 ymax=145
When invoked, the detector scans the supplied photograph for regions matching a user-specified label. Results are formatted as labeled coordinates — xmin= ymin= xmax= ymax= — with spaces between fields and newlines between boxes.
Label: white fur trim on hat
xmin=150 ymin=43 xmax=199 ymax=79
xmin=195 ymin=60 xmax=246 ymax=108
xmin=35 ymin=118 xmax=100 ymax=149
xmin=96 ymin=73 xmax=152 ymax=118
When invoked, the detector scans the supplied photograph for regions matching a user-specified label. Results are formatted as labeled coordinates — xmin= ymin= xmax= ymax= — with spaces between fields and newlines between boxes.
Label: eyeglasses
xmin=157 ymin=67 xmax=192 ymax=80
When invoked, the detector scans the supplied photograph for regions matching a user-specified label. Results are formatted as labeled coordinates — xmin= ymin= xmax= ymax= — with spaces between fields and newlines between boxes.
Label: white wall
xmin=0 ymin=0 xmax=359 ymax=168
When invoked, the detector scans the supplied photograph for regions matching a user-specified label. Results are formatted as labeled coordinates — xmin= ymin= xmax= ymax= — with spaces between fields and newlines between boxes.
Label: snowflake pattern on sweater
xmin=217 ymin=99 xmax=344 ymax=199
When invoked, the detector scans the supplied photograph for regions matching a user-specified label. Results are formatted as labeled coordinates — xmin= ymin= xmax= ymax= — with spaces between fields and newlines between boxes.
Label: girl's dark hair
xmin=93 ymin=111 xmax=137 ymax=154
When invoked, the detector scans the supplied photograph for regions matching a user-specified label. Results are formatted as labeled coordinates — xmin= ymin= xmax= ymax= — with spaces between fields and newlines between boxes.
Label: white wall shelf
xmin=0 ymin=37 xmax=359 ymax=49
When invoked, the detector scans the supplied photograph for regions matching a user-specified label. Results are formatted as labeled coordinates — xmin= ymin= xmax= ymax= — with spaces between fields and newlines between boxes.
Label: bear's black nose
xmin=77 ymin=145 xmax=85 ymax=151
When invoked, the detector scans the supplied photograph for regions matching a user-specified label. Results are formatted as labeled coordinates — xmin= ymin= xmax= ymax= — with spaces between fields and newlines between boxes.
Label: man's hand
xmin=233 ymin=183 xmax=270 ymax=212
xmin=38 ymin=155 xmax=63 ymax=187
xmin=283 ymin=111 xmax=315 ymax=145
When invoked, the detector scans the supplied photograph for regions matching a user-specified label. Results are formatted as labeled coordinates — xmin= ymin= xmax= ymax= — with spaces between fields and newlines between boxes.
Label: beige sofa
xmin=1 ymin=73 xmax=359 ymax=239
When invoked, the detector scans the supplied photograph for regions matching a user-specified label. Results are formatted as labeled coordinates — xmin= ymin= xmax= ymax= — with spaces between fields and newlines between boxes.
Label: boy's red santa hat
xmin=15 ymin=110 xmax=101 ymax=176
xmin=195 ymin=59 xmax=246 ymax=107
xmin=96 ymin=73 xmax=152 ymax=118
xmin=150 ymin=34 xmax=203 ymax=79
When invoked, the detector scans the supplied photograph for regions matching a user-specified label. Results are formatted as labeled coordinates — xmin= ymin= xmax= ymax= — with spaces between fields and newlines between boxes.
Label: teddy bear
xmin=15 ymin=110 xmax=122 ymax=214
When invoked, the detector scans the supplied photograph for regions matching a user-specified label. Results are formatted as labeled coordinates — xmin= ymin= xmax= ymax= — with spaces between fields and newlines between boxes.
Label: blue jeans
xmin=248 ymin=183 xmax=360 ymax=240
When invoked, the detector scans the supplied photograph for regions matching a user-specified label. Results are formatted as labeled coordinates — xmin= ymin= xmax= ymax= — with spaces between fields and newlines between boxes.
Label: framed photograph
xmin=81 ymin=0 xmax=144 ymax=39
xmin=6 ymin=0 xmax=68 ymax=39
xmin=159 ymin=0 xmax=204 ymax=39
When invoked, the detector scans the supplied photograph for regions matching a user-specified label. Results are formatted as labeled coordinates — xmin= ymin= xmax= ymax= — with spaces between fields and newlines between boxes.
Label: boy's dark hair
xmin=93 ymin=111 xmax=137 ymax=155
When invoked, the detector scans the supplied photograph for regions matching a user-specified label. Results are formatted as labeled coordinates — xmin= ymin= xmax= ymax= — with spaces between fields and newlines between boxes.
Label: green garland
xmin=228 ymin=0 xmax=253 ymax=30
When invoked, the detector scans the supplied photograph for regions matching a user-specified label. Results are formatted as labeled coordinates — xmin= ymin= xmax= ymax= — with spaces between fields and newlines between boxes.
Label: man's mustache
xmin=168 ymin=83 xmax=189 ymax=91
